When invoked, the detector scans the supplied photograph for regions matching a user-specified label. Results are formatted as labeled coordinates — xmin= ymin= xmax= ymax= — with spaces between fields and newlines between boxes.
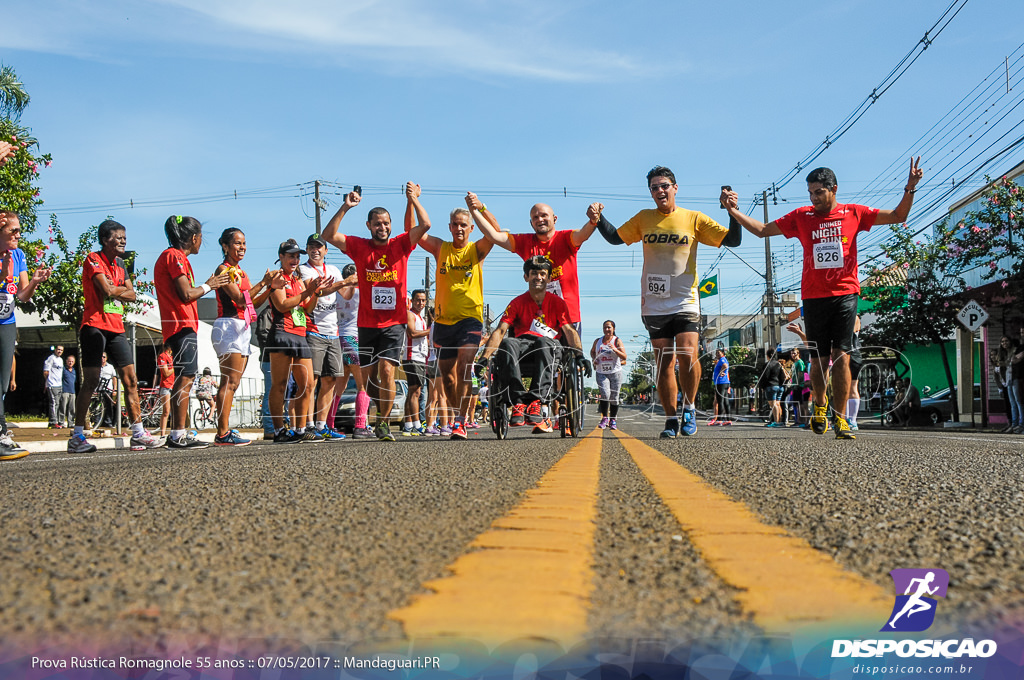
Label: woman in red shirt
xmin=211 ymin=227 xmax=280 ymax=446
xmin=267 ymin=239 xmax=326 ymax=443
xmin=154 ymin=215 xmax=228 ymax=449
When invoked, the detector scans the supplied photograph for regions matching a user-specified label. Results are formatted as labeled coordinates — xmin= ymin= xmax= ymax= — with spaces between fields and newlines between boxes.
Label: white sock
xmin=403 ymin=422 xmax=413 ymax=431
xmin=316 ymin=421 xmax=326 ymax=430
xmin=848 ymin=398 xmax=860 ymax=424
xmin=131 ymin=422 xmax=145 ymax=437
xmin=171 ymin=429 xmax=185 ymax=440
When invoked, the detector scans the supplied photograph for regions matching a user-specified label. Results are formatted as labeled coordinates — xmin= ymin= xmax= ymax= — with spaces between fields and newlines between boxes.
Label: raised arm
xmin=17 ymin=264 xmax=52 ymax=303
xmin=321 ymin=190 xmax=362 ymax=253
xmin=722 ymin=189 xmax=782 ymax=238
xmin=874 ymin=157 xmax=923 ymax=226
xmin=465 ymin=192 xmax=514 ymax=252
xmin=570 ymin=203 xmax=603 ymax=248
xmin=405 ymin=181 xmax=432 ymax=247
xmin=404 ymin=182 xmax=441 ymax=256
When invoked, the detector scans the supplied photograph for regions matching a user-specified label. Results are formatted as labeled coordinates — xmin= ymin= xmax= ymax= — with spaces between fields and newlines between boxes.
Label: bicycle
xmin=192 ymin=398 xmax=215 ymax=430
xmin=137 ymin=387 xmax=164 ymax=429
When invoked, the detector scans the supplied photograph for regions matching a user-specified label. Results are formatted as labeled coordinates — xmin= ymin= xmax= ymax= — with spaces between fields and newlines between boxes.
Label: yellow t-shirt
xmin=435 ymin=241 xmax=484 ymax=324
xmin=618 ymin=208 xmax=728 ymax=315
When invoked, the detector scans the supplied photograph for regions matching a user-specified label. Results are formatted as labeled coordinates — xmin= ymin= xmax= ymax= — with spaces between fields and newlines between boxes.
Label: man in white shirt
xmin=42 ymin=345 xmax=64 ymax=428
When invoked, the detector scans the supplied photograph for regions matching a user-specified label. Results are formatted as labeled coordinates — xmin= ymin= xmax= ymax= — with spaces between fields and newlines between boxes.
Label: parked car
xmin=919 ymin=383 xmax=982 ymax=425
xmin=333 ymin=376 xmax=408 ymax=434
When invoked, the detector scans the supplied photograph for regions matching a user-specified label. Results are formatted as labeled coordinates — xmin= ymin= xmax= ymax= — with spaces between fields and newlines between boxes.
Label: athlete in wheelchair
xmin=479 ymin=256 xmax=592 ymax=438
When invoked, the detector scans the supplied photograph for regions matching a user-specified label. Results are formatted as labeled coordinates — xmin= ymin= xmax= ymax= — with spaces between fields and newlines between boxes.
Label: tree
xmin=0 ymin=64 xmax=30 ymax=121
xmin=861 ymin=218 xmax=966 ymax=416
xmin=947 ymin=174 xmax=1024 ymax=298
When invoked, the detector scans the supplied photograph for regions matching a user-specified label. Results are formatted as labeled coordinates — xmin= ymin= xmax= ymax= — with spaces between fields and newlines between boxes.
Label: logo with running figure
xmin=881 ymin=568 xmax=949 ymax=632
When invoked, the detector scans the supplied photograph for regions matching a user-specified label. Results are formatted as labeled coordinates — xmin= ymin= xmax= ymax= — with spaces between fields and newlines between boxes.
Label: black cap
xmin=278 ymin=240 xmax=302 ymax=255
xmin=306 ymin=233 xmax=327 ymax=247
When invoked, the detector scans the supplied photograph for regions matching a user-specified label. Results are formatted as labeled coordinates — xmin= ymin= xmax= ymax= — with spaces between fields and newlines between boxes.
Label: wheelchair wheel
xmin=562 ymin=364 xmax=582 ymax=438
xmin=491 ymin=402 xmax=508 ymax=440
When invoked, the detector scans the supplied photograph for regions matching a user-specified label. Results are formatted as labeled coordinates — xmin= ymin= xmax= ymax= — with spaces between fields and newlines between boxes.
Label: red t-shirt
xmin=774 ymin=203 xmax=879 ymax=300
xmin=509 ymin=230 xmax=581 ymax=323
xmin=215 ymin=264 xmax=252 ymax=320
xmin=271 ymin=275 xmax=308 ymax=337
xmin=500 ymin=291 xmax=572 ymax=340
xmin=154 ymin=248 xmax=199 ymax=340
xmin=157 ymin=351 xmax=175 ymax=389
xmin=81 ymin=251 xmax=127 ymax=333
xmin=346 ymin=233 xmax=414 ymax=329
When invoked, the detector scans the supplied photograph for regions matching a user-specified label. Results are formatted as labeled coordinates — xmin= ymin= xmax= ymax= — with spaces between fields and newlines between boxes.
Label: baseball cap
xmin=306 ymin=233 xmax=327 ymax=247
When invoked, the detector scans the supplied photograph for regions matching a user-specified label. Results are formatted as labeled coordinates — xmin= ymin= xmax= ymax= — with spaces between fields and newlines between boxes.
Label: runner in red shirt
xmin=154 ymin=215 xmax=229 ymax=449
xmin=724 ymin=157 xmax=924 ymax=440
xmin=321 ymin=183 xmax=431 ymax=441
xmin=157 ymin=344 xmax=174 ymax=436
xmin=480 ymin=256 xmax=590 ymax=434
xmin=69 ymin=219 xmax=164 ymax=453
xmin=470 ymin=198 xmax=602 ymax=333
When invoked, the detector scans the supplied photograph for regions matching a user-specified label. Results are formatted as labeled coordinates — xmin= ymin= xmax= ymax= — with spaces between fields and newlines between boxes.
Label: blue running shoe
xmin=316 ymin=427 xmax=346 ymax=441
xmin=660 ymin=419 xmax=679 ymax=439
xmin=680 ymin=408 xmax=697 ymax=436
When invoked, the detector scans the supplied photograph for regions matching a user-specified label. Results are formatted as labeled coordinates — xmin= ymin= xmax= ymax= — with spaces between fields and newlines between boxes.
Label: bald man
xmin=469 ymin=198 xmax=601 ymax=337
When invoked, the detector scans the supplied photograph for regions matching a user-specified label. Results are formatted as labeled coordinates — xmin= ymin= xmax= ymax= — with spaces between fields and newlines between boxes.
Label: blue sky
xmin=4 ymin=0 xmax=1024 ymax=357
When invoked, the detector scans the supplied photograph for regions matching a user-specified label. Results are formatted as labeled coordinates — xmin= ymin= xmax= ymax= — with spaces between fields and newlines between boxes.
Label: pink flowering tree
xmin=947 ymin=175 xmax=1024 ymax=298
xmin=861 ymin=218 xmax=965 ymax=417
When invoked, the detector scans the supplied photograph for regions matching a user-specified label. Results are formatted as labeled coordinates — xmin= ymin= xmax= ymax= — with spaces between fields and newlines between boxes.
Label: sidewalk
xmin=7 ymin=426 xmax=267 ymax=454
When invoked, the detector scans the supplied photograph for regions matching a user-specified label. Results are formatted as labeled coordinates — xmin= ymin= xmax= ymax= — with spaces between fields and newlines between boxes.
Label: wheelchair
xmin=487 ymin=339 xmax=585 ymax=440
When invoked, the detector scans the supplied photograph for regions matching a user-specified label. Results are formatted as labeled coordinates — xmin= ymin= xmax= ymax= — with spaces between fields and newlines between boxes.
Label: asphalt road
xmin=2 ymin=406 xmax=1023 ymax=654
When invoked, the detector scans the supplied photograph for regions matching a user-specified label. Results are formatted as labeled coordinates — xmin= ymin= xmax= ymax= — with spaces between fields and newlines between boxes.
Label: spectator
xmin=895 ymin=377 xmax=922 ymax=425
xmin=98 ymin=352 xmax=118 ymax=427
xmin=195 ymin=367 xmax=216 ymax=413
xmin=762 ymin=348 xmax=785 ymax=427
xmin=157 ymin=344 xmax=174 ymax=436
xmin=59 ymin=354 xmax=77 ymax=428
xmin=43 ymin=345 xmax=64 ymax=427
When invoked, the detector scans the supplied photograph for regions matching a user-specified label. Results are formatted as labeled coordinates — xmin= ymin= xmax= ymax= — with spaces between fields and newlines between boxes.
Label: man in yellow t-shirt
xmin=595 ymin=165 xmax=741 ymax=438
xmin=404 ymin=185 xmax=496 ymax=440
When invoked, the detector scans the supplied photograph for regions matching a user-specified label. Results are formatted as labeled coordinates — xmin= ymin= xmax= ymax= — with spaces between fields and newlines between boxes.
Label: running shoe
xmin=680 ymin=408 xmax=697 ymax=436
xmin=598 ymin=417 xmax=609 ymax=429
xmin=450 ymin=423 xmax=468 ymax=440
xmin=168 ymin=433 xmax=210 ymax=449
xmin=352 ymin=426 xmax=375 ymax=439
xmin=849 ymin=422 xmax=859 ymax=432
xmin=525 ymin=400 xmax=544 ymax=425
xmin=810 ymin=402 xmax=830 ymax=435
xmin=67 ymin=432 xmax=97 ymax=454
xmin=439 ymin=425 xmax=452 ymax=435
xmin=721 ymin=420 xmax=732 ymax=426
xmin=510 ymin=404 xmax=527 ymax=426
xmin=401 ymin=426 xmax=419 ymax=437
xmin=131 ymin=431 xmax=166 ymax=450
xmin=315 ymin=427 xmax=346 ymax=441
xmin=466 ymin=421 xmax=480 ymax=429
xmin=707 ymin=419 xmax=719 ymax=426
xmin=608 ymin=418 xmax=617 ymax=430
xmin=214 ymin=431 xmax=251 ymax=446
xmin=660 ymin=419 xmax=679 ymax=439
xmin=273 ymin=428 xmax=303 ymax=444
xmin=424 ymin=425 xmax=440 ymax=436
xmin=375 ymin=421 xmax=396 ymax=442
xmin=299 ymin=428 xmax=324 ymax=442
xmin=834 ymin=416 xmax=856 ymax=440
xmin=531 ymin=418 xmax=553 ymax=434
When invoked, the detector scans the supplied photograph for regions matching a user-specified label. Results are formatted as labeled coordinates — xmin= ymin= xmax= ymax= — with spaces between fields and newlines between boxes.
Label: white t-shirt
xmin=406 ymin=310 xmax=429 ymax=363
xmin=99 ymin=364 xmax=117 ymax=391
xmin=298 ymin=262 xmax=343 ymax=337
xmin=44 ymin=354 xmax=64 ymax=388
xmin=336 ymin=289 xmax=359 ymax=338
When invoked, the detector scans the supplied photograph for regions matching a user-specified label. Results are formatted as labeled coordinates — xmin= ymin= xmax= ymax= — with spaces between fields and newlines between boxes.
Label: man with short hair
xmin=401 ymin=289 xmax=430 ymax=436
xmin=59 ymin=354 xmax=77 ymax=428
xmin=298 ymin=233 xmax=348 ymax=440
xmin=481 ymin=256 xmax=591 ymax=434
xmin=43 ymin=345 xmax=64 ymax=428
xmin=321 ymin=182 xmax=431 ymax=441
xmin=724 ymin=158 xmax=923 ymax=439
xmin=470 ymin=197 xmax=601 ymax=336
xmin=68 ymin=220 xmax=166 ymax=453
xmin=403 ymin=185 xmax=497 ymax=440
xmin=595 ymin=165 xmax=743 ymax=438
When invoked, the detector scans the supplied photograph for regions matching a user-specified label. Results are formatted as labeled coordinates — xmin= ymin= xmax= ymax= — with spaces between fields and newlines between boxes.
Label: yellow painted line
xmin=389 ymin=428 xmax=602 ymax=647
xmin=612 ymin=429 xmax=891 ymax=632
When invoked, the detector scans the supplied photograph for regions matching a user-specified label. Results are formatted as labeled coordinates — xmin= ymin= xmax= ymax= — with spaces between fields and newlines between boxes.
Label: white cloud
xmin=2 ymin=0 xmax=656 ymax=82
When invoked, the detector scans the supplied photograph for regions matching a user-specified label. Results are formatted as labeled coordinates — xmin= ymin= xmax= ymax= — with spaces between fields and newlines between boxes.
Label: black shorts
xmin=642 ymin=312 xmax=700 ymax=340
xmin=433 ymin=318 xmax=484 ymax=361
xmin=267 ymin=329 xmax=312 ymax=360
xmin=80 ymin=325 xmax=134 ymax=369
xmin=802 ymin=294 xmax=858 ymax=359
xmin=849 ymin=359 xmax=864 ymax=381
xmin=166 ymin=328 xmax=199 ymax=377
xmin=403 ymin=360 xmax=428 ymax=388
xmin=358 ymin=325 xmax=404 ymax=367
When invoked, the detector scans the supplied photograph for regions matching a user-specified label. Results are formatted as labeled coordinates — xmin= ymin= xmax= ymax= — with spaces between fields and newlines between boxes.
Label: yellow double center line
xmin=389 ymin=428 xmax=891 ymax=645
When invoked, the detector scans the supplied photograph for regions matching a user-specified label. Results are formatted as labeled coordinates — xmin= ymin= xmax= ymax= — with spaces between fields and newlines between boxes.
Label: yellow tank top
xmin=435 ymin=241 xmax=483 ymax=324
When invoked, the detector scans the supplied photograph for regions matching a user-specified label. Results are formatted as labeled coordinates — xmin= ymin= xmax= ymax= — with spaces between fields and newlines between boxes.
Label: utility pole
xmin=763 ymin=191 xmax=777 ymax=349
xmin=313 ymin=180 xmax=327 ymax=235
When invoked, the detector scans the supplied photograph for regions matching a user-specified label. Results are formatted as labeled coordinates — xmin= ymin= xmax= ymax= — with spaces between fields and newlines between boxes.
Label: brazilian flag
xmin=698 ymin=275 xmax=718 ymax=299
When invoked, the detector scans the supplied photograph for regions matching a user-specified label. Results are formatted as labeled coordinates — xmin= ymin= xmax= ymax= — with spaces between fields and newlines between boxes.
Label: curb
xmin=15 ymin=430 xmax=268 ymax=454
